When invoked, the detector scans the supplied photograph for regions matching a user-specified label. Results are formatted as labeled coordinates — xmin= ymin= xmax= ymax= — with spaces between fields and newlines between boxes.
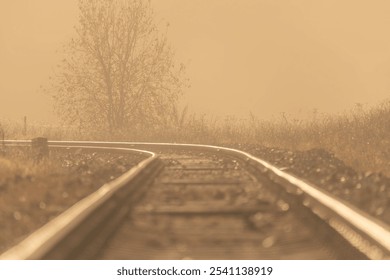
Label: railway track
xmin=1 ymin=140 xmax=390 ymax=259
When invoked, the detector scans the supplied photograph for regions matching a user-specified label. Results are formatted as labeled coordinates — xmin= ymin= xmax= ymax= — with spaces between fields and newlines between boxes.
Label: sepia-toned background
xmin=1 ymin=0 xmax=390 ymax=122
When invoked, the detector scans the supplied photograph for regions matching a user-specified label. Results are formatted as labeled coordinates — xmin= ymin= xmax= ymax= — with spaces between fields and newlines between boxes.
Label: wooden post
xmin=0 ymin=125 xmax=4 ymax=155
xmin=23 ymin=116 xmax=27 ymax=136
xmin=31 ymin=137 xmax=49 ymax=161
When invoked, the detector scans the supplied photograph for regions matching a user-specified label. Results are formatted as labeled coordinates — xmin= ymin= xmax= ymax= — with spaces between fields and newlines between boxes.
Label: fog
xmin=1 ymin=0 xmax=390 ymax=122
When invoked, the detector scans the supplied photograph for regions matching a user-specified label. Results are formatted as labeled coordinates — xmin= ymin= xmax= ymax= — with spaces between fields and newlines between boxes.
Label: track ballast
xmin=1 ymin=141 xmax=389 ymax=260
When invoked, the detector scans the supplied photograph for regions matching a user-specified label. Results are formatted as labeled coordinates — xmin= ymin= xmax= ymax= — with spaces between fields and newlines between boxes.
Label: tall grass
xmin=2 ymin=100 xmax=389 ymax=175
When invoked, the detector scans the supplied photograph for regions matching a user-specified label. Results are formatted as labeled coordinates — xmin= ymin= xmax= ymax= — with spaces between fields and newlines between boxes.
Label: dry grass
xmin=0 ymin=148 xmax=60 ymax=180
xmin=142 ymin=100 xmax=390 ymax=176
xmin=2 ymin=100 xmax=389 ymax=176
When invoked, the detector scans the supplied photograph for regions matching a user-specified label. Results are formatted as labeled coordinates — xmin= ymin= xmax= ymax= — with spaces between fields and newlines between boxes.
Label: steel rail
xmin=1 ymin=140 xmax=390 ymax=259
xmin=46 ymin=141 xmax=390 ymax=259
xmin=0 ymin=143 xmax=162 ymax=260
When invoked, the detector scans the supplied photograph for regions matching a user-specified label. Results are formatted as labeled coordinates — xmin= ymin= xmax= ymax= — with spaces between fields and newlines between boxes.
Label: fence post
xmin=23 ymin=116 xmax=27 ymax=136
xmin=0 ymin=125 xmax=4 ymax=155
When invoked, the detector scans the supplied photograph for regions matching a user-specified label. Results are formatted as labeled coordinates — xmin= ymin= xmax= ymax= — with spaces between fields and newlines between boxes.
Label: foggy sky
xmin=1 ymin=0 xmax=390 ymax=122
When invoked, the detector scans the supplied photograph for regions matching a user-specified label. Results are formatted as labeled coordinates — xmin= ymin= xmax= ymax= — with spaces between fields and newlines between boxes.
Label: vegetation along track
xmin=1 ymin=141 xmax=390 ymax=259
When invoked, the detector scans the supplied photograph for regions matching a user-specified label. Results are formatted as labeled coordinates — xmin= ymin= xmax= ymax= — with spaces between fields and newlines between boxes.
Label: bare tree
xmin=50 ymin=0 xmax=187 ymax=133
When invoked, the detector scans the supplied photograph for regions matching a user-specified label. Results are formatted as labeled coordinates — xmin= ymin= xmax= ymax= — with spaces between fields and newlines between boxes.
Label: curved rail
xmin=1 ymin=140 xmax=390 ymax=259
xmin=128 ymin=142 xmax=390 ymax=259
xmin=0 ymin=142 xmax=162 ymax=259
